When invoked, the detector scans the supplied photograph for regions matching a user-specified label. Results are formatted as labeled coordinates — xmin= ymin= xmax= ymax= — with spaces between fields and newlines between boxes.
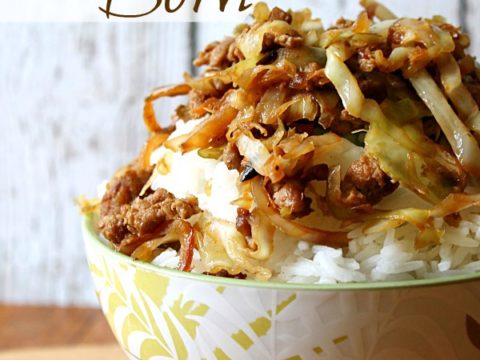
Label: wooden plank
xmin=0 ymin=23 xmax=190 ymax=307
xmin=0 ymin=306 xmax=115 ymax=350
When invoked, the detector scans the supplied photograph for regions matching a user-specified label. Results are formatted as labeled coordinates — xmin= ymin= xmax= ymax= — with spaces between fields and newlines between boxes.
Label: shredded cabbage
xmin=410 ymin=70 xmax=480 ymax=178
xmin=325 ymin=46 xmax=466 ymax=203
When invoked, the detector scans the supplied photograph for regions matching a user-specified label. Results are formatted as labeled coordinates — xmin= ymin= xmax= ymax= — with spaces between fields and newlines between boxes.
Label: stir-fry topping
xmin=85 ymin=1 xmax=480 ymax=280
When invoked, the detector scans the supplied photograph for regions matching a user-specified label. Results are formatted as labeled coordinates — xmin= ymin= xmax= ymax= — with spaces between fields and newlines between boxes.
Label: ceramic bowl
xmin=83 ymin=215 xmax=480 ymax=359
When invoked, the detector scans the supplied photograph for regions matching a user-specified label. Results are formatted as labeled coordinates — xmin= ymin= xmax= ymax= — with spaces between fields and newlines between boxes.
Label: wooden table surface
xmin=0 ymin=305 xmax=125 ymax=359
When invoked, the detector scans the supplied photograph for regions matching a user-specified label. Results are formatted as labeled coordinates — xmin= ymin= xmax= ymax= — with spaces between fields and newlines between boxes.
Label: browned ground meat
xmin=222 ymin=142 xmax=242 ymax=170
xmin=194 ymin=37 xmax=238 ymax=69
xmin=174 ymin=104 xmax=192 ymax=121
xmin=330 ymin=109 xmax=367 ymax=136
xmin=357 ymin=47 xmax=377 ymax=73
xmin=100 ymin=166 xmax=152 ymax=218
xmin=357 ymin=75 xmax=388 ymax=101
xmin=236 ymin=208 xmax=252 ymax=238
xmin=123 ymin=189 xmax=199 ymax=237
xmin=187 ymin=89 xmax=208 ymax=114
xmin=333 ymin=18 xmax=354 ymax=29
xmin=272 ymin=180 xmax=312 ymax=217
xmin=289 ymin=63 xmax=330 ymax=91
xmin=98 ymin=163 xmax=200 ymax=248
xmin=99 ymin=188 xmax=199 ymax=248
xmin=302 ymin=164 xmax=329 ymax=182
xmin=262 ymin=30 xmax=303 ymax=52
xmin=341 ymin=154 xmax=398 ymax=207
xmin=268 ymin=7 xmax=292 ymax=23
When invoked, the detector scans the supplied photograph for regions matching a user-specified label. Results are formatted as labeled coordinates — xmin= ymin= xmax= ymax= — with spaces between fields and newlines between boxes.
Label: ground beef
xmin=262 ymin=30 xmax=303 ymax=52
xmin=187 ymin=89 xmax=207 ymax=112
xmin=98 ymin=167 xmax=200 ymax=247
xmin=221 ymin=142 xmax=242 ymax=170
xmin=341 ymin=154 xmax=398 ymax=207
xmin=100 ymin=166 xmax=152 ymax=218
xmin=357 ymin=74 xmax=388 ymax=101
xmin=289 ymin=63 xmax=330 ymax=91
xmin=194 ymin=37 xmax=236 ymax=69
xmin=227 ymin=43 xmax=245 ymax=63
xmin=123 ymin=189 xmax=199 ymax=238
xmin=358 ymin=47 xmax=378 ymax=73
xmin=272 ymin=180 xmax=312 ymax=217
xmin=268 ymin=7 xmax=292 ymax=24
xmin=332 ymin=18 xmax=355 ymax=29
xmin=302 ymin=164 xmax=329 ymax=182
xmin=236 ymin=208 xmax=252 ymax=238
xmin=174 ymin=104 xmax=192 ymax=121
xmin=330 ymin=109 xmax=367 ymax=136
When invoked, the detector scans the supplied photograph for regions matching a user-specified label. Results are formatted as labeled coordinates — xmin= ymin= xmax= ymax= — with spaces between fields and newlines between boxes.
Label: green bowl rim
xmin=83 ymin=215 xmax=480 ymax=291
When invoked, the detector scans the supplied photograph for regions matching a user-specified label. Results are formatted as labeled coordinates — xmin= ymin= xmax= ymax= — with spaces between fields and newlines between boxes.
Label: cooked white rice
xmin=274 ymin=211 xmax=480 ymax=284
xmin=149 ymin=120 xmax=480 ymax=284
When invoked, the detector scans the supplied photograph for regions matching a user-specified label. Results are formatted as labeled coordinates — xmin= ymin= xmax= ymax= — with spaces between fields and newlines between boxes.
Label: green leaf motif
xmin=171 ymin=294 xmax=210 ymax=339
xmin=164 ymin=312 xmax=188 ymax=360
xmin=112 ymin=269 xmax=126 ymax=300
xmin=130 ymin=293 xmax=148 ymax=326
xmin=106 ymin=292 xmax=125 ymax=338
xmin=249 ymin=316 xmax=271 ymax=337
xmin=103 ymin=258 xmax=114 ymax=285
xmin=89 ymin=263 xmax=103 ymax=279
xmin=141 ymin=296 xmax=170 ymax=351
xmin=140 ymin=338 xmax=172 ymax=359
xmin=134 ymin=270 xmax=170 ymax=306
xmin=121 ymin=313 xmax=148 ymax=351
xmin=231 ymin=330 xmax=253 ymax=350
xmin=213 ymin=347 xmax=231 ymax=360
xmin=333 ymin=335 xmax=348 ymax=345
xmin=276 ymin=294 xmax=297 ymax=315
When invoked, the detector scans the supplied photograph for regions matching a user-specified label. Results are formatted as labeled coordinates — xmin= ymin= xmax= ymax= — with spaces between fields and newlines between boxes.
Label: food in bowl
xmin=81 ymin=0 xmax=480 ymax=285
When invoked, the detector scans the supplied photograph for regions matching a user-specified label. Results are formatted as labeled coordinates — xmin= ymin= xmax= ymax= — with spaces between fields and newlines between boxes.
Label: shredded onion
xmin=251 ymin=177 xmax=348 ymax=248
xmin=247 ymin=209 xmax=275 ymax=260
xmin=143 ymin=84 xmax=191 ymax=133
xmin=129 ymin=220 xmax=195 ymax=271
xmin=180 ymin=106 xmax=238 ymax=153
xmin=201 ymin=217 xmax=272 ymax=280
xmin=139 ymin=132 xmax=170 ymax=170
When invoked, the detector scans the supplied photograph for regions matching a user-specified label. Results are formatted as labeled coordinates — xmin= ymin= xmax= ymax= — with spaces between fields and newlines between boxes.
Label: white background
xmin=1 ymin=0 xmax=479 ymax=307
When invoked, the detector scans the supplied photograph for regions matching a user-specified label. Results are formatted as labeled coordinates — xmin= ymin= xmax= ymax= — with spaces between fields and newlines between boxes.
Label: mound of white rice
xmin=148 ymin=120 xmax=480 ymax=284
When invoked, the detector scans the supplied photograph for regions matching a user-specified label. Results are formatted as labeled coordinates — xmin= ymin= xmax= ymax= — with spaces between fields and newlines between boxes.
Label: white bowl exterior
xmin=85 ymin=238 xmax=480 ymax=360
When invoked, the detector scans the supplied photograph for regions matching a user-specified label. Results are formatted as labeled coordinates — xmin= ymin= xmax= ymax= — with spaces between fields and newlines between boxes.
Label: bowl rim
xmin=83 ymin=215 xmax=480 ymax=291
